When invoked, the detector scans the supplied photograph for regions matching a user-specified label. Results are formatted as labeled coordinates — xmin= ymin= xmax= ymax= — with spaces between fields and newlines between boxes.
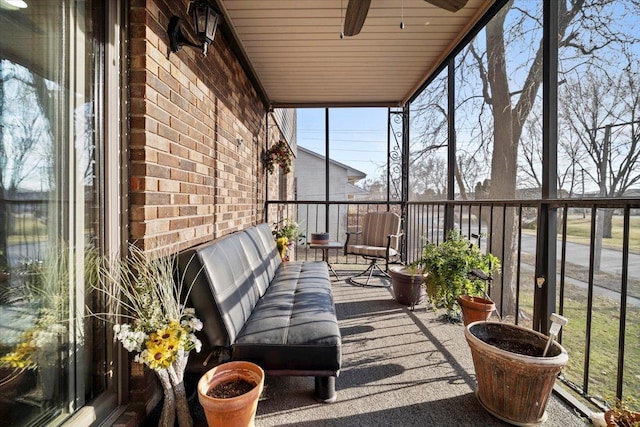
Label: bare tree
xmin=0 ymin=62 xmax=53 ymax=262
xmin=409 ymin=0 xmax=640 ymax=316
xmin=560 ymin=58 xmax=640 ymax=269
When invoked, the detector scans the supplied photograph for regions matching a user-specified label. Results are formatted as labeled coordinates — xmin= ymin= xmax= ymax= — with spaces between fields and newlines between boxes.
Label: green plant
xmin=272 ymin=219 xmax=304 ymax=260
xmin=272 ymin=218 xmax=304 ymax=242
xmin=417 ymin=230 xmax=500 ymax=317
xmin=262 ymin=139 xmax=293 ymax=174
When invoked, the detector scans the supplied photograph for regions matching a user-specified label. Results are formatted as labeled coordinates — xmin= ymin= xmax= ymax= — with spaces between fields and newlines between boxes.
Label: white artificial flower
xmin=50 ymin=324 xmax=66 ymax=335
xmin=190 ymin=334 xmax=202 ymax=353
xmin=191 ymin=318 xmax=203 ymax=331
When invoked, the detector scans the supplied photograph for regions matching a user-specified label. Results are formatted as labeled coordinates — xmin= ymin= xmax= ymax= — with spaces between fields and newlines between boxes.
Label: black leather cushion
xmin=232 ymin=261 xmax=341 ymax=373
xmin=178 ymin=224 xmax=282 ymax=347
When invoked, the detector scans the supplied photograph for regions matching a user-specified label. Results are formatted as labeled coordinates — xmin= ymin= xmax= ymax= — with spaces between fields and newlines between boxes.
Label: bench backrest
xmin=178 ymin=223 xmax=281 ymax=347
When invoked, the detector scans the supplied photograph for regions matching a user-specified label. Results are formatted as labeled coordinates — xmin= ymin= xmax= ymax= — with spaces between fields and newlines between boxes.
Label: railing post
xmin=533 ymin=0 xmax=559 ymax=333
xmin=444 ymin=58 xmax=456 ymax=234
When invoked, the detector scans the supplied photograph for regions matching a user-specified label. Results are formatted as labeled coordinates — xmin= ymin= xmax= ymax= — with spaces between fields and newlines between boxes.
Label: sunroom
xmin=0 ymin=0 xmax=638 ymax=426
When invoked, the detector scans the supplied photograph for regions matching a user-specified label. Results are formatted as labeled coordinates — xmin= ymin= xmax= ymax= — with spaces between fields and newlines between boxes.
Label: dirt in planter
xmin=207 ymin=379 xmax=256 ymax=398
xmin=485 ymin=337 xmax=544 ymax=357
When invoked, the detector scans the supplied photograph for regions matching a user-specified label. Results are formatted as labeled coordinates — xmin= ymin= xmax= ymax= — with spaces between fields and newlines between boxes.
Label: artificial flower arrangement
xmin=0 ymin=330 xmax=37 ymax=369
xmin=262 ymin=139 xmax=293 ymax=174
xmin=272 ymin=218 xmax=304 ymax=260
xmin=0 ymin=252 xmax=70 ymax=371
xmin=95 ymin=242 xmax=202 ymax=427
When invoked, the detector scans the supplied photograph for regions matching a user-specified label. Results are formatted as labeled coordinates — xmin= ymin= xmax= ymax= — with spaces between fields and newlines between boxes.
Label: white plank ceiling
xmin=217 ymin=0 xmax=494 ymax=107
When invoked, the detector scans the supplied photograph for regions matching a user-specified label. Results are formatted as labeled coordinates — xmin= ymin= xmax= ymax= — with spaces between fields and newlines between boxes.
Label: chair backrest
xmin=361 ymin=212 xmax=401 ymax=249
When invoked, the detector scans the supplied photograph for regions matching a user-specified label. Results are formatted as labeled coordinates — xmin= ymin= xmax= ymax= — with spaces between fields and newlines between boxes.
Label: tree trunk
xmin=602 ymin=208 xmax=613 ymax=239
xmin=485 ymin=8 xmax=519 ymax=317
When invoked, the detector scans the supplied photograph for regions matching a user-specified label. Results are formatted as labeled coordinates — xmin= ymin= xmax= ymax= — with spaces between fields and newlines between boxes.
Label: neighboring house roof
xmin=297 ymin=146 xmax=367 ymax=181
xmin=346 ymin=182 xmax=369 ymax=196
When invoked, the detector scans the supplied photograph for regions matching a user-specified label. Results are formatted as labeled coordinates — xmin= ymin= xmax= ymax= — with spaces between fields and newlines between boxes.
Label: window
xmin=0 ymin=1 xmax=110 ymax=425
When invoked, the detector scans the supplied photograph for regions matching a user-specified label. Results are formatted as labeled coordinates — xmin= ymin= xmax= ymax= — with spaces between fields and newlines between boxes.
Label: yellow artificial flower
xmin=144 ymin=340 xmax=174 ymax=370
xmin=277 ymin=237 xmax=288 ymax=258
xmin=0 ymin=330 xmax=37 ymax=369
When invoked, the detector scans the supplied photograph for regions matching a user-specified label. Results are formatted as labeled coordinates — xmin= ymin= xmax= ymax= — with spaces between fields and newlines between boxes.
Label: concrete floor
xmin=175 ymin=270 xmax=590 ymax=427
xmin=253 ymin=274 xmax=587 ymax=426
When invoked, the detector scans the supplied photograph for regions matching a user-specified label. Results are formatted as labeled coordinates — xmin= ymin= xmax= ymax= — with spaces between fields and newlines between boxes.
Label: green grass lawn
xmin=5 ymin=216 xmax=48 ymax=246
xmin=518 ymin=284 xmax=640 ymax=411
xmin=523 ymin=214 xmax=640 ymax=254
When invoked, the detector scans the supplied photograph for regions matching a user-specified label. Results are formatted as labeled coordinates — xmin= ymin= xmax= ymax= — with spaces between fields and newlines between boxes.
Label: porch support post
xmin=264 ymin=111 xmax=270 ymax=224
xmin=533 ymin=0 xmax=559 ymax=333
xmin=387 ymin=107 xmax=392 ymax=207
xmin=444 ymin=58 xmax=456 ymax=233
xmin=325 ymin=107 xmax=330 ymax=232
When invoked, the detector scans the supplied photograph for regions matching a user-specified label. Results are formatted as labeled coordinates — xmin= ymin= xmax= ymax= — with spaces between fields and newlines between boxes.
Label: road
xmin=520 ymin=234 xmax=640 ymax=306
xmin=519 ymin=234 xmax=640 ymax=280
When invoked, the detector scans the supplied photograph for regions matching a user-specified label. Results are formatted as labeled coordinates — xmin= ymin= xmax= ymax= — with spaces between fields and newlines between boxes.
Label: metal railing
xmin=266 ymin=198 xmax=640 ymax=409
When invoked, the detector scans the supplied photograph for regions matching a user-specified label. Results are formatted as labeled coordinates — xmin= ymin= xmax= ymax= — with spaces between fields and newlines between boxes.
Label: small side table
xmin=309 ymin=241 xmax=343 ymax=281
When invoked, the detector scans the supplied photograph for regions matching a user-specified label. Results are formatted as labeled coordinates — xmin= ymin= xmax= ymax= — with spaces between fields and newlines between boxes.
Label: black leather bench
xmin=177 ymin=223 xmax=342 ymax=402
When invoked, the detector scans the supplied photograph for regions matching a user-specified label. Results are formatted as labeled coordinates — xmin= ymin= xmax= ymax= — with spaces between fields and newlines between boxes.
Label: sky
xmin=296 ymin=108 xmax=390 ymax=181
xmin=293 ymin=0 xmax=640 ymax=197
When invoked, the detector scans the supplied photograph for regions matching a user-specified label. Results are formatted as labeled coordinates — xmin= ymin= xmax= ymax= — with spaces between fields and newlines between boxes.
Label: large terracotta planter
xmin=464 ymin=321 xmax=568 ymax=426
xmin=458 ymin=295 xmax=495 ymax=326
xmin=389 ymin=267 xmax=425 ymax=306
xmin=197 ymin=361 xmax=265 ymax=427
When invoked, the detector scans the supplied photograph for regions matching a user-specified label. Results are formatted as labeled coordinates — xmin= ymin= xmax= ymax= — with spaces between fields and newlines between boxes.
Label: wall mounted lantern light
xmin=167 ymin=1 xmax=220 ymax=57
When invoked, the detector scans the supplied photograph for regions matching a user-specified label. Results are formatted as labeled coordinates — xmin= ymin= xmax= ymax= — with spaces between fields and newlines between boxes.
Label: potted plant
xmin=389 ymin=264 xmax=426 ymax=308
xmin=418 ymin=230 xmax=499 ymax=324
xmin=272 ymin=219 xmax=304 ymax=261
xmin=197 ymin=361 xmax=265 ymax=427
xmin=464 ymin=320 xmax=569 ymax=425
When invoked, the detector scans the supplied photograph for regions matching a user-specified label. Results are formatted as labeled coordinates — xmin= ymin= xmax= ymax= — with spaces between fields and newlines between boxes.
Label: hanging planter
xmin=262 ymin=140 xmax=292 ymax=174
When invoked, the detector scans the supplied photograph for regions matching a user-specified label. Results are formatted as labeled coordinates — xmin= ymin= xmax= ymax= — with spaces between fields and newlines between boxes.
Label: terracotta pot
xmin=604 ymin=409 xmax=640 ymax=426
xmin=389 ymin=267 xmax=425 ymax=306
xmin=197 ymin=361 xmax=265 ymax=427
xmin=464 ymin=321 xmax=568 ymax=426
xmin=458 ymin=295 xmax=495 ymax=326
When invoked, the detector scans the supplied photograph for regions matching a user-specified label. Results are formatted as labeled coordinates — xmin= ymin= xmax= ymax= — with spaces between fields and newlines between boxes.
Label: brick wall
xmin=128 ymin=0 xmax=286 ymax=254
xmin=123 ymin=1 xmax=293 ymax=423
